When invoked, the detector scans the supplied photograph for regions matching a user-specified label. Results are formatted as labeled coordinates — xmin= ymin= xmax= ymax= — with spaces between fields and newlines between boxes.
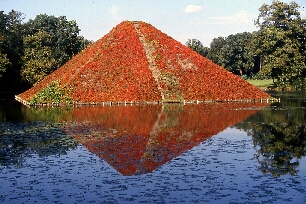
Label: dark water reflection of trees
xmin=0 ymin=121 xmax=78 ymax=167
xmin=236 ymin=92 xmax=306 ymax=177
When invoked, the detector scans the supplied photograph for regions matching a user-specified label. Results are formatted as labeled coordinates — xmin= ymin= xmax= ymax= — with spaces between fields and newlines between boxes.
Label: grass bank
xmin=246 ymin=79 xmax=275 ymax=90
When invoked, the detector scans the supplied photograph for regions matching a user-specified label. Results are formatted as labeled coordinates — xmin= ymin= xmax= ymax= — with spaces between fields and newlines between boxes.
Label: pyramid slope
xmin=16 ymin=21 xmax=271 ymax=105
xmin=137 ymin=21 xmax=269 ymax=101
xmin=17 ymin=21 xmax=161 ymax=104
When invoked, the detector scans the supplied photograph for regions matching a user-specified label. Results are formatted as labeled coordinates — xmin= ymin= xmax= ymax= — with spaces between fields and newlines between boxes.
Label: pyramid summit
xmin=16 ymin=21 xmax=271 ymax=105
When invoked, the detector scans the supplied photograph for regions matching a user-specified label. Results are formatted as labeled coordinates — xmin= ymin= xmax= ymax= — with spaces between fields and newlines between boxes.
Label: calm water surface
xmin=0 ymin=92 xmax=306 ymax=203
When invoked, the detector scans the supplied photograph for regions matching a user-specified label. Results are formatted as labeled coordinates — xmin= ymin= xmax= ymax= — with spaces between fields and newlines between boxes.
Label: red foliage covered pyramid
xmin=16 ymin=21 xmax=271 ymax=105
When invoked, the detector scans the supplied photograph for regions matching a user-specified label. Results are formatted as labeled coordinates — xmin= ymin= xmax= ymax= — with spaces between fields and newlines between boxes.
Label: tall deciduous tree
xmin=207 ymin=36 xmax=226 ymax=66
xmin=207 ymin=33 xmax=254 ymax=76
xmin=0 ymin=53 xmax=11 ymax=78
xmin=221 ymin=32 xmax=254 ymax=76
xmin=25 ymin=14 xmax=88 ymax=69
xmin=186 ymin=39 xmax=209 ymax=57
xmin=21 ymin=31 xmax=57 ymax=85
xmin=0 ymin=10 xmax=25 ymax=91
xmin=0 ymin=11 xmax=91 ymax=91
xmin=22 ymin=14 xmax=91 ymax=86
xmin=249 ymin=1 xmax=306 ymax=89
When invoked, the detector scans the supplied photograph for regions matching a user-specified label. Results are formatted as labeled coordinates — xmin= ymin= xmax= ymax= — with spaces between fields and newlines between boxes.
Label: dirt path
xmin=133 ymin=21 xmax=165 ymax=101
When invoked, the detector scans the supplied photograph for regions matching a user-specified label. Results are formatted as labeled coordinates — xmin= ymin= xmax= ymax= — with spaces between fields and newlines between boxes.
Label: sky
xmin=2 ymin=0 xmax=306 ymax=47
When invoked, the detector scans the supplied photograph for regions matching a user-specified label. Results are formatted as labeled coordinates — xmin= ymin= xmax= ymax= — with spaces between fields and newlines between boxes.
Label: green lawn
xmin=246 ymin=79 xmax=274 ymax=90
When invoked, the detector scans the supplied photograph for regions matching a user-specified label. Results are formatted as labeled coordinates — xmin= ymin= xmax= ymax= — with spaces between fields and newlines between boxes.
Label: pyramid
xmin=16 ymin=21 xmax=271 ymax=105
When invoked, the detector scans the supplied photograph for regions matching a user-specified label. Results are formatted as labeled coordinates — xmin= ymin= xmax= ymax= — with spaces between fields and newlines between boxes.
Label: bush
xmin=29 ymin=81 xmax=74 ymax=105
xmin=240 ymin=75 xmax=248 ymax=80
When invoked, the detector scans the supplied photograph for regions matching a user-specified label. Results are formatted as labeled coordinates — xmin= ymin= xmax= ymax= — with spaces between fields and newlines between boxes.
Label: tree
xmin=185 ymin=39 xmax=209 ymax=57
xmin=206 ymin=36 xmax=226 ymax=66
xmin=0 ymin=11 xmax=91 ymax=91
xmin=0 ymin=10 xmax=25 ymax=91
xmin=220 ymin=32 xmax=254 ymax=76
xmin=207 ymin=33 xmax=255 ymax=77
xmin=22 ymin=14 xmax=91 ymax=86
xmin=0 ymin=53 xmax=11 ymax=78
xmin=21 ymin=31 xmax=57 ymax=85
xmin=25 ymin=14 xmax=86 ymax=68
xmin=249 ymin=1 xmax=306 ymax=89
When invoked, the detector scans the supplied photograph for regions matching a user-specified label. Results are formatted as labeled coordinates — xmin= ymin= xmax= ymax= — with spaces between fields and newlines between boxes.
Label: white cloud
xmin=111 ymin=5 xmax=119 ymax=17
xmin=184 ymin=5 xmax=204 ymax=13
xmin=110 ymin=5 xmax=123 ymax=22
xmin=300 ymin=10 xmax=306 ymax=18
xmin=211 ymin=11 xmax=252 ymax=24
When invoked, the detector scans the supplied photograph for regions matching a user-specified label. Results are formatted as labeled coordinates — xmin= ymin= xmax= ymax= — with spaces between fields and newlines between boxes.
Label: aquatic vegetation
xmin=0 ymin=121 xmax=77 ymax=167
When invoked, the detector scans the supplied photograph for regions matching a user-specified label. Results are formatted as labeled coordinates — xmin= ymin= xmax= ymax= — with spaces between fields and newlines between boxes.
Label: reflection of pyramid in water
xmin=64 ymin=103 xmax=268 ymax=175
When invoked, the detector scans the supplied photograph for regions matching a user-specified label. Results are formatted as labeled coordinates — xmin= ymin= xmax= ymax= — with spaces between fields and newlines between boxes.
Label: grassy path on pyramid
xmin=134 ymin=21 xmax=164 ymax=100
xmin=134 ymin=21 xmax=183 ymax=102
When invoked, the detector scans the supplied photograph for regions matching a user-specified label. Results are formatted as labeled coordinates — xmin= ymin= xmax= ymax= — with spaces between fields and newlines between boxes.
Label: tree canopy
xmin=250 ymin=0 xmax=306 ymax=89
xmin=185 ymin=39 xmax=209 ymax=57
xmin=188 ymin=33 xmax=255 ymax=77
xmin=0 ymin=10 xmax=25 ymax=91
xmin=186 ymin=1 xmax=306 ymax=89
xmin=208 ymin=33 xmax=254 ymax=76
xmin=22 ymin=14 xmax=91 ymax=86
xmin=0 ymin=10 xmax=91 ymax=91
xmin=21 ymin=30 xmax=57 ymax=85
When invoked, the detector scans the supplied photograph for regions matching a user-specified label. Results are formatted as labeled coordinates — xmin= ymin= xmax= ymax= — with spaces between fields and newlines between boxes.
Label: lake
xmin=1 ymin=92 xmax=306 ymax=203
